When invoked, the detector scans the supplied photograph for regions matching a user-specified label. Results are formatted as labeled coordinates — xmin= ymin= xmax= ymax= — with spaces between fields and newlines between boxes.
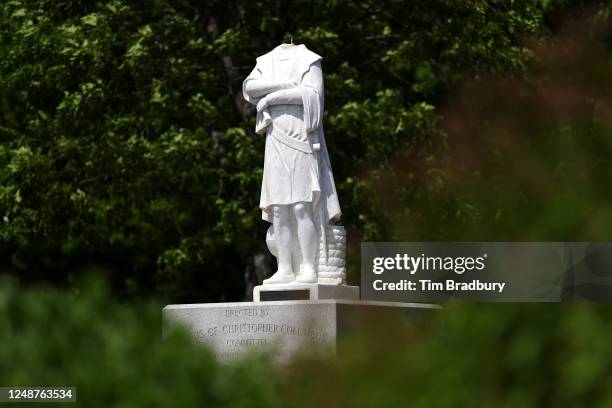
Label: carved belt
xmin=269 ymin=127 xmax=313 ymax=154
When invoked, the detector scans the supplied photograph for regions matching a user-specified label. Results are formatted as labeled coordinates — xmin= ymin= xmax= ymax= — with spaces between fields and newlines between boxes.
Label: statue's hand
xmin=256 ymin=95 xmax=269 ymax=112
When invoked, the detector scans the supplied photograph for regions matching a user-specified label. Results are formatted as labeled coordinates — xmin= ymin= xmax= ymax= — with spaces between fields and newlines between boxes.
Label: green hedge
xmin=2 ymin=278 xmax=612 ymax=407
xmin=0 ymin=277 xmax=278 ymax=407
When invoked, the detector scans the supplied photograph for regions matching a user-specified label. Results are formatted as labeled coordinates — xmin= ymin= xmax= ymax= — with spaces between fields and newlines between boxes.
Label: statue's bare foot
xmin=263 ymin=270 xmax=295 ymax=285
xmin=295 ymin=264 xmax=317 ymax=283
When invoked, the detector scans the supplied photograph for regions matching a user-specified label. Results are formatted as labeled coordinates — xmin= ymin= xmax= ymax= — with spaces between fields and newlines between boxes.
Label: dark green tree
xmin=0 ymin=1 xmax=542 ymax=301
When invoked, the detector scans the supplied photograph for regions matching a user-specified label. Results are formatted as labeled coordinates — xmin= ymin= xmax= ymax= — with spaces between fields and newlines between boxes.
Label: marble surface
xmin=243 ymin=44 xmax=344 ymax=286
xmin=163 ymin=300 xmax=440 ymax=361
xmin=253 ymin=283 xmax=359 ymax=302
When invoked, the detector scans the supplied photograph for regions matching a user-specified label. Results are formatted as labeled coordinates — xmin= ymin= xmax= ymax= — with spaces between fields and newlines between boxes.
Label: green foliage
xmin=3 ymin=277 xmax=612 ymax=407
xmin=378 ymin=13 xmax=612 ymax=241
xmin=2 ymin=3 xmax=612 ymax=405
xmin=0 ymin=1 xmax=263 ymax=300
xmin=278 ymin=302 xmax=612 ymax=408
xmin=0 ymin=276 xmax=278 ymax=407
xmin=0 ymin=0 xmax=543 ymax=299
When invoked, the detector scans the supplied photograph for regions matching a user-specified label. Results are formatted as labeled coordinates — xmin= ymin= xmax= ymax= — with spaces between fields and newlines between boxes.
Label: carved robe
xmin=243 ymin=44 xmax=344 ymax=281
xmin=242 ymin=44 xmax=341 ymax=226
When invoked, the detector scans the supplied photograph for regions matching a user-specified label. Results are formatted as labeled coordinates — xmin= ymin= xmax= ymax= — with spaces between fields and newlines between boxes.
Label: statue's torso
xmin=269 ymin=49 xmax=306 ymax=142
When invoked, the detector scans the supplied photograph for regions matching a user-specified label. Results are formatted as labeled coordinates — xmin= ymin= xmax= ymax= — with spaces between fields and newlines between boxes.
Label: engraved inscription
xmin=172 ymin=304 xmax=334 ymax=360
xmin=225 ymin=307 xmax=270 ymax=318
xmin=279 ymin=324 xmax=326 ymax=342
xmin=191 ymin=324 xmax=327 ymax=343
xmin=223 ymin=323 xmax=278 ymax=334
xmin=226 ymin=338 xmax=268 ymax=347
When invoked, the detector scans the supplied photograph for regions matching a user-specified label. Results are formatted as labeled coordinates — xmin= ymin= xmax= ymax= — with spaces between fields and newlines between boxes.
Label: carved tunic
xmin=243 ymin=44 xmax=341 ymax=225
xmin=243 ymin=44 xmax=346 ymax=284
xmin=258 ymin=46 xmax=319 ymax=210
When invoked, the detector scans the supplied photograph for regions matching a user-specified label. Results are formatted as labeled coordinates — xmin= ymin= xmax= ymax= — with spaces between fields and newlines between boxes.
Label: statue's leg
xmin=293 ymin=202 xmax=317 ymax=283
xmin=263 ymin=205 xmax=295 ymax=284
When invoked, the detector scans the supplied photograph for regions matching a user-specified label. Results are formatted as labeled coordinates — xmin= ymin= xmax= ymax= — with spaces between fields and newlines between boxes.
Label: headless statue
xmin=243 ymin=43 xmax=345 ymax=285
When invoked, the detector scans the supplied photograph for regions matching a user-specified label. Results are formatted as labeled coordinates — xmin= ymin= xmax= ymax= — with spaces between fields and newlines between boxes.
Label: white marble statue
xmin=243 ymin=43 xmax=346 ymax=286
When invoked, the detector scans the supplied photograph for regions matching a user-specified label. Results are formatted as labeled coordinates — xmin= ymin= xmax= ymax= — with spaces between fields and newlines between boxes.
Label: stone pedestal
xmin=253 ymin=283 xmax=359 ymax=302
xmin=163 ymin=299 xmax=439 ymax=362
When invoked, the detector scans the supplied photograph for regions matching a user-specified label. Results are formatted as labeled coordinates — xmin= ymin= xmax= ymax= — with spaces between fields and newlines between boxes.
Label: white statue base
xmin=253 ymin=283 xmax=359 ymax=302
xmin=163 ymin=295 xmax=439 ymax=362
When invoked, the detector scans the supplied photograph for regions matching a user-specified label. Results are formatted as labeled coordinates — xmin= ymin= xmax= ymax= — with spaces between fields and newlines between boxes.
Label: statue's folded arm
xmin=244 ymin=79 xmax=289 ymax=100
xmin=265 ymin=87 xmax=303 ymax=106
